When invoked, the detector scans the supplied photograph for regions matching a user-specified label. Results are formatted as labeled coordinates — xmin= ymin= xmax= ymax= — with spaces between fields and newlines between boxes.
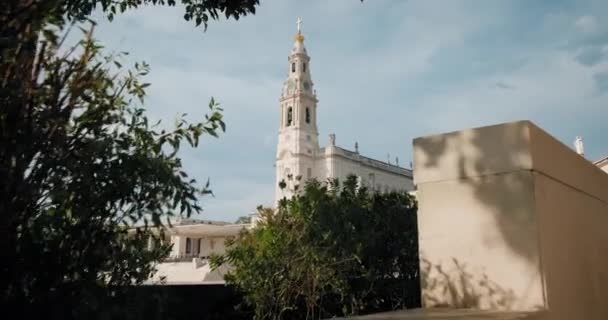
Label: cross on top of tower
xmin=294 ymin=17 xmax=305 ymax=43
xmin=296 ymin=17 xmax=303 ymax=33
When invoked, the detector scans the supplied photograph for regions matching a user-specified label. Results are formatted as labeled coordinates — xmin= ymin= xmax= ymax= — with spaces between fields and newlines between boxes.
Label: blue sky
xmin=92 ymin=0 xmax=608 ymax=222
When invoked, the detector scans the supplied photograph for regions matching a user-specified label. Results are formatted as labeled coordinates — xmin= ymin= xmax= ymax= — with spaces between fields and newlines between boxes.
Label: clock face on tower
xmin=287 ymin=80 xmax=295 ymax=94
xmin=303 ymin=81 xmax=310 ymax=90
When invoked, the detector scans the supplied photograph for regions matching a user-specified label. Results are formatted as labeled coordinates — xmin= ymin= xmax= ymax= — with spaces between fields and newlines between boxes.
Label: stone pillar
xmin=170 ymin=235 xmax=183 ymax=258
xmin=413 ymin=120 xmax=608 ymax=319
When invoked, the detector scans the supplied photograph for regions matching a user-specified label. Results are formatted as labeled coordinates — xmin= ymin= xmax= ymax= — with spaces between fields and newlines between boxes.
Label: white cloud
xmin=575 ymin=15 xmax=599 ymax=34
xmin=89 ymin=1 xmax=608 ymax=220
xmin=413 ymin=49 xmax=608 ymax=137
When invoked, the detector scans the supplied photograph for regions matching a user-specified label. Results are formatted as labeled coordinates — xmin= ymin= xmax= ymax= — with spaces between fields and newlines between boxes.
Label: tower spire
xmin=276 ymin=18 xmax=319 ymax=202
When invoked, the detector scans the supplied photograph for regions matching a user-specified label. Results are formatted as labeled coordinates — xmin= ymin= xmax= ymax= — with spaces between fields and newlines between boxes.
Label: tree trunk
xmin=0 ymin=0 xmax=47 ymax=303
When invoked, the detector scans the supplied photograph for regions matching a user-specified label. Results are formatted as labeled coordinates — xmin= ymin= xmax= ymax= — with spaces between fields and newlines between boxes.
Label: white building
xmin=148 ymin=19 xmax=416 ymax=285
xmin=144 ymin=218 xmax=251 ymax=285
xmin=275 ymin=20 xmax=413 ymax=201
xmin=146 ymin=22 xmax=607 ymax=286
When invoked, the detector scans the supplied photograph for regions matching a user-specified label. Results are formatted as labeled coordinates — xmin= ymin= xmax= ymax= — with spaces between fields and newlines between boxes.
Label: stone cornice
xmin=319 ymin=146 xmax=413 ymax=178
xmin=280 ymin=92 xmax=318 ymax=102
xmin=594 ymin=155 xmax=608 ymax=166
xmin=276 ymin=150 xmax=316 ymax=161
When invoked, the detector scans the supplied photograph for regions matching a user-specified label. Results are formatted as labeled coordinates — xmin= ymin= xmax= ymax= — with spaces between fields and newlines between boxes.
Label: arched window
xmin=291 ymin=63 xmax=295 ymax=73
xmin=305 ymin=107 xmax=310 ymax=123
xmin=287 ymin=107 xmax=293 ymax=126
xmin=303 ymin=62 xmax=307 ymax=72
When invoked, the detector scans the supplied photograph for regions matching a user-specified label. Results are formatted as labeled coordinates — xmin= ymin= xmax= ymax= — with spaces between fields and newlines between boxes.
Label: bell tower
xmin=275 ymin=18 xmax=320 ymax=202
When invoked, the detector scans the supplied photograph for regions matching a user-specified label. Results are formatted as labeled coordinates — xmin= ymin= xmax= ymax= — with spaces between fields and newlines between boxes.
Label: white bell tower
xmin=275 ymin=18 xmax=320 ymax=202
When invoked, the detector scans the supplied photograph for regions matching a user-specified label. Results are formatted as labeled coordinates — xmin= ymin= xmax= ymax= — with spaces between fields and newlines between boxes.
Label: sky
xmin=91 ymin=0 xmax=608 ymax=222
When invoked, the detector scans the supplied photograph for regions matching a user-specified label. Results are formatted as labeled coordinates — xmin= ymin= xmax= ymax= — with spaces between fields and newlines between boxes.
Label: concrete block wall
xmin=413 ymin=120 xmax=608 ymax=320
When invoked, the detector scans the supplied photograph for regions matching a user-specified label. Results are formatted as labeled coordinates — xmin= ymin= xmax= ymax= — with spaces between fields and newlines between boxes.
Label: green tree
xmin=0 ymin=24 xmax=227 ymax=317
xmin=1 ymin=0 xmax=261 ymax=222
xmin=1 ymin=0 xmax=260 ymax=80
xmin=1 ymin=1 xmax=259 ymax=316
xmin=212 ymin=176 xmax=421 ymax=320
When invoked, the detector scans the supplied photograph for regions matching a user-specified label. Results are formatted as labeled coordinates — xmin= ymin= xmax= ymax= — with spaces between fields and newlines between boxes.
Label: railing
xmin=164 ymin=254 xmax=211 ymax=263
xmin=333 ymin=147 xmax=413 ymax=177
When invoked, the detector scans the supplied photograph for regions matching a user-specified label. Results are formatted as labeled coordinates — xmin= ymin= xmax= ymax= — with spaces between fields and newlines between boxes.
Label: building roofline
xmin=594 ymin=155 xmax=608 ymax=165
xmin=322 ymin=145 xmax=413 ymax=178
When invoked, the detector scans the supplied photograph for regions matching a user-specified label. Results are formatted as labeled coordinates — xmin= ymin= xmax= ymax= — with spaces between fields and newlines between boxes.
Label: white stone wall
xmin=318 ymin=154 xmax=413 ymax=193
xmin=276 ymin=146 xmax=414 ymax=202
xmin=170 ymin=235 xmax=183 ymax=257
xmin=278 ymin=158 xmax=412 ymax=200
xmin=197 ymin=237 xmax=227 ymax=257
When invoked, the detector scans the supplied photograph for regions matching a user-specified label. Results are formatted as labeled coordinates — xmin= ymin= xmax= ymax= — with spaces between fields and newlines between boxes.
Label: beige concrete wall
xmin=534 ymin=172 xmax=608 ymax=320
xmin=413 ymin=120 xmax=608 ymax=319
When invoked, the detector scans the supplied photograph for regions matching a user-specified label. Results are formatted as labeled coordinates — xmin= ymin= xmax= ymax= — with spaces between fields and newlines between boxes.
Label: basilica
xmin=145 ymin=21 xmax=414 ymax=285
xmin=145 ymin=20 xmax=607 ymax=285
xmin=274 ymin=20 xmax=414 ymax=201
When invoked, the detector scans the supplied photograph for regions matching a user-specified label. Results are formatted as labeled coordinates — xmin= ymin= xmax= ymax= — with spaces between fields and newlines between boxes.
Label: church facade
xmin=274 ymin=22 xmax=414 ymax=202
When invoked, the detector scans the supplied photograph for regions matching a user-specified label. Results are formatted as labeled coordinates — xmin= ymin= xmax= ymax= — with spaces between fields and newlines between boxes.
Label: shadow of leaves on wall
xmin=420 ymin=257 xmax=517 ymax=310
xmin=415 ymin=122 xmax=538 ymax=263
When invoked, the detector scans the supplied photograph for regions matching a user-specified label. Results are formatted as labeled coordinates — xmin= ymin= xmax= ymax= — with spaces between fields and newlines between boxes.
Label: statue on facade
xmin=574 ymin=136 xmax=585 ymax=156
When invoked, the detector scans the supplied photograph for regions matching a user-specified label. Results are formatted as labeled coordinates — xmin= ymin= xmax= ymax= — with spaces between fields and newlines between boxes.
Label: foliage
xmin=1 ymin=0 xmax=261 ymax=110
xmin=0 ymin=24 xmax=226 ymax=318
xmin=2 ymin=0 xmax=260 ymax=33
xmin=211 ymin=176 xmax=421 ymax=320
xmin=1 ymin=0 xmax=261 ymax=119
xmin=1 ymin=0 xmax=257 ymax=317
